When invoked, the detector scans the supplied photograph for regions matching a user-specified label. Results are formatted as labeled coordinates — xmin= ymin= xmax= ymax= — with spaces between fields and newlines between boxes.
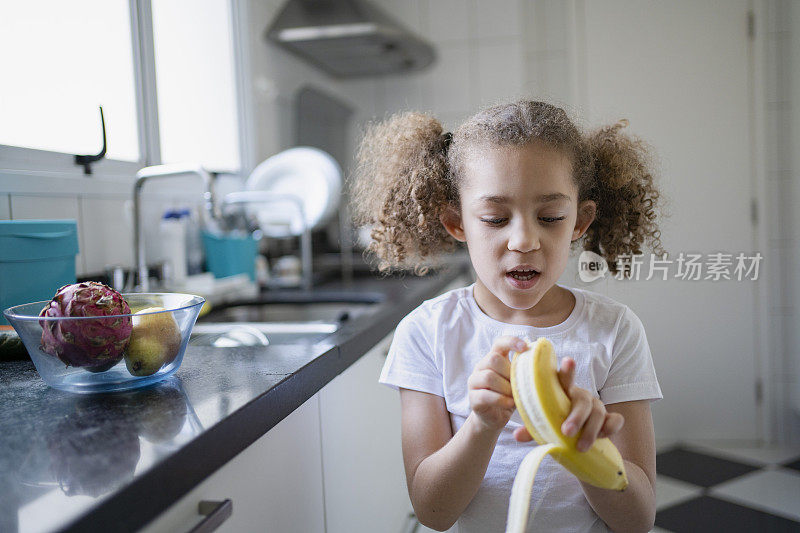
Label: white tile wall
xmin=426 ymin=0 xmax=470 ymax=42
xmin=767 ymin=0 xmax=791 ymax=33
xmin=276 ymin=95 xmax=296 ymax=151
xmin=10 ymin=194 xmax=85 ymax=275
xmin=253 ymin=98 xmax=283 ymax=164
xmin=522 ymin=0 xmax=546 ymax=53
xmin=523 ymin=51 xmax=576 ymax=109
xmin=339 ymin=78 xmax=381 ymax=119
xmin=475 ymin=39 xmax=525 ymax=106
xmin=523 ymin=57 xmax=547 ymax=98
xmin=472 ymin=0 xmax=522 ymax=40
xmin=373 ymin=0 xmax=574 ymax=120
xmin=541 ymin=0 xmax=569 ymax=51
xmin=540 ymin=51 xmax=570 ymax=103
xmin=245 ymin=0 xmax=380 ymax=164
xmin=767 ymin=177 xmax=791 ymax=245
xmin=420 ymin=43 xmax=473 ymax=114
xmin=0 ymin=195 xmax=9 ymax=219
xmin=437 ymin=110 xmax=473 ymax=132
xmin=372 ymin=78 xmax=388 ymax=117
xmin=767 ymin=35 xmax=791 ymax=103
xmin=521 ymin=0 xmax=568 ymax=55
xmin=379 ymin=0 xmax=425 ymax=35
xmin=381 ymin=74 xmax=426 ymax=113
xmin=80 ymin=197 xmax=134 ymax=273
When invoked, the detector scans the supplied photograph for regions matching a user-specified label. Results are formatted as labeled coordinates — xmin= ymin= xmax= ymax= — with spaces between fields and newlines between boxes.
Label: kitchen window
xmin=0 ymin=0 xmax=140 ymax=164
xmin=0 ymin=0 xmax=245 ymax=176
xmin=152 ymin=0 xmax=241 ymax=171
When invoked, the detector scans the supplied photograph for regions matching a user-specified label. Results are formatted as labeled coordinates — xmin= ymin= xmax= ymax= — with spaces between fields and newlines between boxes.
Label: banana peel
xmin=505 ymin=338 xmax=628 ymax=533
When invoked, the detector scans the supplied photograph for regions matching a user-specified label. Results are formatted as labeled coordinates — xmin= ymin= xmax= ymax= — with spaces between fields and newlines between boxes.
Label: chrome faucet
xmin=133 ymin=164 xmax=219 ymax=292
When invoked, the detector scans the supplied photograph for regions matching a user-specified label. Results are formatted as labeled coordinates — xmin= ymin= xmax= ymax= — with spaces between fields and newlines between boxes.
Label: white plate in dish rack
xmin=245 ymin=147 xmax=342 ymax=237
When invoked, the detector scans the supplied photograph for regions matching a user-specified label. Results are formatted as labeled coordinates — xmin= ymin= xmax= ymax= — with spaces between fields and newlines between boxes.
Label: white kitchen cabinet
xmin=319 ymin=332 xmax=416 ymax=533
xmin=319 ymin=273 xmax=473 ymax=533
xmin=142 ymin=393 xmax=326 ymax=533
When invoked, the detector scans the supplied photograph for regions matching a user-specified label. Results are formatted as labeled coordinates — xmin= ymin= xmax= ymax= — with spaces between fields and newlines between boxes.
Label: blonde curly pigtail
xmin=350 ymin=113 xmax=457 ymax=274
xmin=579 ymin=119 xmax=667 ymax=276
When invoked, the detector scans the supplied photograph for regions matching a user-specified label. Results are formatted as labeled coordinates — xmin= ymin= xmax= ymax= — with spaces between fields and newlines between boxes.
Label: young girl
xmin=352 ymin=100 xmax=665 ymax=533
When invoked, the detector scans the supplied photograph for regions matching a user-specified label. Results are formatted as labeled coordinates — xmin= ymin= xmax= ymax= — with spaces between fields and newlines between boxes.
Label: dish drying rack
xmin=223 ymin=190 xmax=313 ymax=291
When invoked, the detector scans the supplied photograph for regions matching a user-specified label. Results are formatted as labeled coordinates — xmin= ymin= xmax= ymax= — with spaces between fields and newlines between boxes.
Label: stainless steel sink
xmin=190 ymin=302 xmax=379 ymax=347
xmin=200 ymin=302 xmax=377 ymax=323
xmin=190 ymin=322 xmax=340 ymax=347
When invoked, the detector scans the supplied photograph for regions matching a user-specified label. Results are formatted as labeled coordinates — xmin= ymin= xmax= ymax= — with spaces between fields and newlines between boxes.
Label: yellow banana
xmin=506 ymin=338 xmax=628 ymax=533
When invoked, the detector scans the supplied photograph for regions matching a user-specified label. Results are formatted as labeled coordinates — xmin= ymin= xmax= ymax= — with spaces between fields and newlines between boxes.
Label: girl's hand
xmin=468 ymin=336 xmax=526 ymax=433
xmin=512 ymin=357 xmax=625 ymax=449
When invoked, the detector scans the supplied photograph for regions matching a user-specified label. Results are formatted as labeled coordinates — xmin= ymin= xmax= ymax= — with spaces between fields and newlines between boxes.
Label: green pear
xmin=124 ymin=307 xmax=182 ymax=376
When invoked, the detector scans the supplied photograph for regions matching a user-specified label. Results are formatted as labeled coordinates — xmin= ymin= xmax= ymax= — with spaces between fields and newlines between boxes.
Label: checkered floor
xmin=653 ymin=441 xmax=800 ymax=532
xmin=416 ymin=440 xmax=800 ymax=533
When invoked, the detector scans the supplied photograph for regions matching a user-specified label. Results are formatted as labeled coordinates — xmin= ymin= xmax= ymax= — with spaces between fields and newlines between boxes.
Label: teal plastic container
xmin=0 ymin=220 xmax=79 ymax=325
xmin=202 ymin=231 xmax=258 ymax=281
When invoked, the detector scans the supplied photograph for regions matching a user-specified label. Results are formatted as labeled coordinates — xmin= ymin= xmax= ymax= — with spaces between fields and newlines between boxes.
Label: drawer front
xmin=142 ymin=394 xmax=325 ymax=533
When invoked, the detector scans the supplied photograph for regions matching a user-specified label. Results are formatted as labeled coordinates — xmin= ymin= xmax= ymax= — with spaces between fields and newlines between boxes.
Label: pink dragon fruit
xmin=39 ymin=282 xmax=132 ymax=369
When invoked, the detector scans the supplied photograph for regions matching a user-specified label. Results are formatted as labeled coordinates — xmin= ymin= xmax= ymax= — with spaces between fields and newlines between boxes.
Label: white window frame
xmin=0 ymin=0 xmax=251 ymax=180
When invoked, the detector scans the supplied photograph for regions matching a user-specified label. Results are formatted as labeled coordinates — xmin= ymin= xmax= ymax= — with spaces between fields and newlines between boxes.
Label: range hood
xmin=266 ymin=0 xmax=436 ymax=78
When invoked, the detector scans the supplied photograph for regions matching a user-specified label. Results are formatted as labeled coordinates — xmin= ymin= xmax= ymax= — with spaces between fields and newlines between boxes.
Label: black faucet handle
xmin=74 ymin=106 xmax=107 ymax=175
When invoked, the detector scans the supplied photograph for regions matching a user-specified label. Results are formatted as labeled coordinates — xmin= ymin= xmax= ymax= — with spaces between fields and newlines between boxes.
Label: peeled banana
xmin=505 ymin=338 xmax=628 ymax=533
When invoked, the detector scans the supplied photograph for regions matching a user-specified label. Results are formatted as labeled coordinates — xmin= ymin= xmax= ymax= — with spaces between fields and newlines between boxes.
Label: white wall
xmin=789 ymin=0 xmax=800 ymax=437
xmin=765 ymin=0 xmax=800 ymax=443
xmin=244 ymin=0 xmax=380 ymax=177
xmin=371 ymin=0 xmax=570 ymax=126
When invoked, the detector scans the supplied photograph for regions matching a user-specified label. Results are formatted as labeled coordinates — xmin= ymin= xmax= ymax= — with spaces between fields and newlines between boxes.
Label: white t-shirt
xmin=379 ymin=283 xmax=663 ymax=533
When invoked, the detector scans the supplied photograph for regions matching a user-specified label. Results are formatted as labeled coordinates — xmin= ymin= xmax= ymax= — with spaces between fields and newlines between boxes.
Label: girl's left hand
xmin=512 ymin=356 xmax=625 ymax=450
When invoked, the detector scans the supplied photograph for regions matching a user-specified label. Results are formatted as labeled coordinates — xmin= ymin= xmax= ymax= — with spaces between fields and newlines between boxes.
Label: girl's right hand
xmin=467 ymin=336 xmax=527 ymax=433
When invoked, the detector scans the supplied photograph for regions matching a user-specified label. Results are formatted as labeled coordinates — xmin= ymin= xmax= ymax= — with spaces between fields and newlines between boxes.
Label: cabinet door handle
xmin=189 ymin=499 xmax=233 ymax=533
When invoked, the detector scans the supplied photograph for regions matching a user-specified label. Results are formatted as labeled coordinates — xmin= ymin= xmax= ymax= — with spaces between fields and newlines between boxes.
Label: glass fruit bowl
xmin=3 ymin=293 xmax=205 ymax=394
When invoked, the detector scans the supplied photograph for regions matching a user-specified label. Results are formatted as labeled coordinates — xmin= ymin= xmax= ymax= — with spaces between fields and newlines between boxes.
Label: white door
xmin=569 ymin=0 xmax=759 ymax=441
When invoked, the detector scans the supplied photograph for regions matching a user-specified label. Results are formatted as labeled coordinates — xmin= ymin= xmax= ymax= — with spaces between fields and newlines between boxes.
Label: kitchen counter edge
xmin=61 ymin=264 xmax=470 ymax=533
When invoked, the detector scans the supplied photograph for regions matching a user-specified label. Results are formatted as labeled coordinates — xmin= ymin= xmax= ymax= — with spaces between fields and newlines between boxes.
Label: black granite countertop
xmin=0 ymin=262 xmax=470 ymax=533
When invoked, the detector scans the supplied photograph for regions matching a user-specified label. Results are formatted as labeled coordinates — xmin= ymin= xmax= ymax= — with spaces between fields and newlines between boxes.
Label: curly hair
xmin=350 ymin=100 xmax=667 ymax=276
